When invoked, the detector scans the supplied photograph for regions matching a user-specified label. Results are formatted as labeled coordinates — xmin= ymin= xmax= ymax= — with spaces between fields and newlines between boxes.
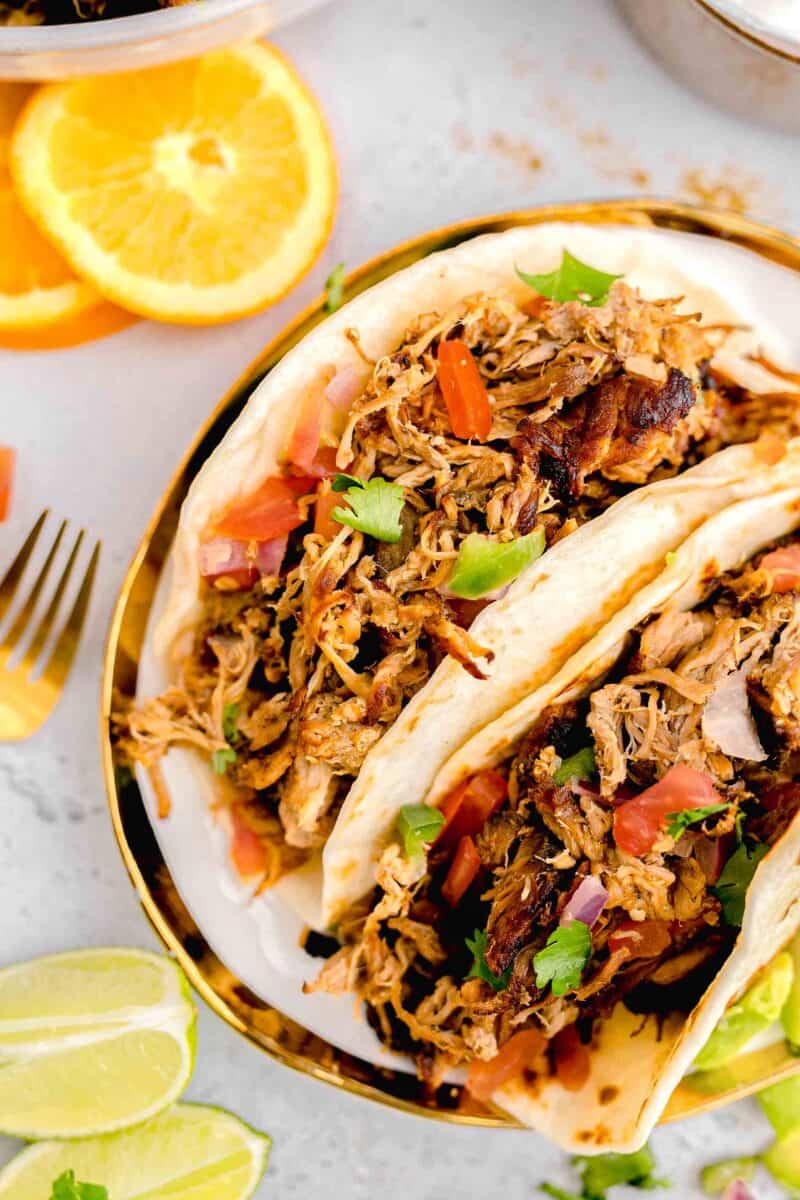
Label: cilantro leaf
xmin=539 ymin=1186 xmax=582 ymax=1200
xmin=211 ymin=746 xmax=237 ymax=775
xmin=533 ymin=921 xmax=591 ymax=997
xmin=553 ymin=746 xmax=596 ymax=787
xmin=466 ymin=928 xmax=512 ymax=991
xmin=664 ymin=802 xmax=729 ymax=841
xmin=448 ymin=529 xmax=546 ymax=600
xmin=331 ymin=475 xmax=405 ymax=543
xmin=714 ymin=841 xmax=769 ymax=926
xmin=396 ymin=803 xmax=445 ymax=860
xmin=222 ymin=702 xmax=240 ymax=746
xmin=51 ymin=1170 xmax=108 ymax=1200
xmin=574 ymin=1146 xmax=667 ymax=1198
xmin=325 ymin=262 xmax=345 ymax=313
xmin=516 ymin=250 xmax=622 ymax=308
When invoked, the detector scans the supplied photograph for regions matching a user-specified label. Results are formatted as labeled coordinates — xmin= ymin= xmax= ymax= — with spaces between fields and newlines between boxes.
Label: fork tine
xmin=0 ymin=511 xmax=48 ymax=626
xmin=19 ymin=528 xmax=84 ymax=672
xmin=0 ymin=521 xmax=67 ymax=657
xmin=36 ymin=540 xmax=100 ymax=692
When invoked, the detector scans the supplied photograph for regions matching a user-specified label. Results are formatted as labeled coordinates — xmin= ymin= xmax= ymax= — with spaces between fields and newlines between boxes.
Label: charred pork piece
xmin=513 ymin=368 xmax=696 ymax=500
xmin=484 ymin=827 xmax=564 ymax=976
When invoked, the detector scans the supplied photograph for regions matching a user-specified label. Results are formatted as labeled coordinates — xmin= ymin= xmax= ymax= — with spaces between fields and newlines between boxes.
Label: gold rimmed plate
xmin=101 ymin=199 xmax=800 ymax=1129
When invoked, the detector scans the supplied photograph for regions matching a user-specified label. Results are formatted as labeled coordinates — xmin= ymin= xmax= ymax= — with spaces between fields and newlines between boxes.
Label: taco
xmin=310 ymin=488 xmax=800 ymax=1151
xmin=114 ymin=221 xmax=800 ymax=911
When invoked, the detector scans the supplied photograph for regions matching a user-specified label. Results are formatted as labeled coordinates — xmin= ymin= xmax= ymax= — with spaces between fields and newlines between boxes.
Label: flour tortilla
xmin=148 ymin=220 xmax=800 ymax=930
xmin=421 ymin=488 xmax=800 ymax=1153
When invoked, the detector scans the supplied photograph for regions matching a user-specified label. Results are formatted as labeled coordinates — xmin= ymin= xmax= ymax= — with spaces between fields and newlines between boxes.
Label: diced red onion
xmin=199 ymin=537 xmax=252 ymax=579
xmin=253 ymin=534 xmax=288 ymax=575
xmin=561 ymin=876 xmax=608 ymax=928
xmin=721 ymin=1181 xmax=755 ymax=1200
xmin=702 ymin=663 xmax=766 ymax=762
xmin=325 ymin=364 xmax=362 ymax=411
xmin=199 ymin=534 xmax=287 ymax=581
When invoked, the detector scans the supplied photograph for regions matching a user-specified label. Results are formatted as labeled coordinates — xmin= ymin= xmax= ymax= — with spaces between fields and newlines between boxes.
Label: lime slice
xmin=0 ymin=1104 xmax=270 ymax=1200
xmin=0 ymin=947 xmax=196 ymax=1138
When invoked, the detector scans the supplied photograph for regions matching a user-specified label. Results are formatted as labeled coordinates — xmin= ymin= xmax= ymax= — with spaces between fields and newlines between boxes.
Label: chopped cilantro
xmin=734 ymin=808 xmax=746 ymax=844
xmin=222 ymin=702 xmax=240 ymax=746
xmin=465 ymin=928 xmax=512 ymax=992
xmin=714 ymin=841 xmax=769 ymax=926
xmin=211 ymin=746 xmax=237 ymax=775
xmin=700 ymin=1157 xmax=758 ymax=1195
xmin=575 ymin=1146 xmax=667 ymax=1198
xmin=664 ymin=802 xmax=729 ymax=841
xmin=448 ymin=528 xmax=545 ymax=600
xmin=540 ymin=1186 xmax=581 ymax=1200
xmin=516 ymin=250 xmax=622 ymax=308
xmin=331 ymin=474 xmax=405 ymax=543
xmin=50 ymin=1171 xmax=108 ymax=1200
xmin=540 ymin=1145 xmax=667 ymax=1200
xmin=553 ymin=746 xmax=596 ymax=787
xmin=396 ymin=803 xmax=445 ymax=860
xmin=324 ymin=262 xmax=345 ymax=313
xmin=533 ymin=921 xmax=591 ymax=997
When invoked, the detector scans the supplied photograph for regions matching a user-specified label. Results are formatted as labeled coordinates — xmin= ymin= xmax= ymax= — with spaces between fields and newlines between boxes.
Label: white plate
xmin=136 ymin=222 xmax=800 ymax=1075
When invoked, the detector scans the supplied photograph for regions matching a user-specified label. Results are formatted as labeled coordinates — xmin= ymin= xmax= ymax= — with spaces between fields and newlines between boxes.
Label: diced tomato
xmin=286 ymin=391 xmax=324 ymax=474
xmin=314 ymin=480 xmax=342 ymax=540
xmin=552 ymin=1024 xmax=591 ymax=1092
xmin=441 ymin=835 xmax=481 ymax=906
xmin=613 ymin=765 xmax=724 ymax=857
xmin=438 ymin=769 xmax=508 ymax=849
xmin=759 ymin=545 xmax=800 ymax=593
xmin=467 ymin=1028 xmax=547 ymax=1102
xmin=215 ymin=476 xmax=312 ymax=542
xmin=437 ymin=339 xmax=492 ymax=441
xmin=607 ymin=919 xmax=671 ymax=960
xmin=0 ymin=447 xmax=14 ymax=522
xmin=230 ymin=808 xmax=268 ymax=878
xmin=304 ymin=445 xmax=340 ymax=479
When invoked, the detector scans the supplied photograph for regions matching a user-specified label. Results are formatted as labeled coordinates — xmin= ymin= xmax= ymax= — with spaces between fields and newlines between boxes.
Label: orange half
xmin=10 ymin=44 xmax=338 ymax=325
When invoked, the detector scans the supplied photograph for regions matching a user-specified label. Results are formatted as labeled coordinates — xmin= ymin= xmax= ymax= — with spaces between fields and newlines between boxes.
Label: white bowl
xmin=0 ymin=0 xmax=329 ymax=80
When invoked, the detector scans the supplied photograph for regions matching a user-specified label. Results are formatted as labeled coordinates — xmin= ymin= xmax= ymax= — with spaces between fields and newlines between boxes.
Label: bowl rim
xmin=101 ymin=197 xmax=800 ymax=1129
xmin=0 ymin=0 xmax=268 ymax=54
xmin=695 ymin=0 xmax=800 ymax=61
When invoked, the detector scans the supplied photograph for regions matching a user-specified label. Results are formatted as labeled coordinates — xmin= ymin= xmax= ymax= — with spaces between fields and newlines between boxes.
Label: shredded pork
xmin=115 ymin=281 xmax=800 ymax=886
xmin=317 ymin=542 xmax=800 ymax=1085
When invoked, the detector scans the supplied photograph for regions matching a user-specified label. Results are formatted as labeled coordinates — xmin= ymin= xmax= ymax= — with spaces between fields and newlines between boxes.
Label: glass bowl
xmin=0 ymin=0 xmax=329 ymax=80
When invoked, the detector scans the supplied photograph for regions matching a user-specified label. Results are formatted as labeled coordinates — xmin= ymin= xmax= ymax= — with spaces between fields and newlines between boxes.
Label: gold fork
xmin=0 ymin=512 xmax=100 ymax=740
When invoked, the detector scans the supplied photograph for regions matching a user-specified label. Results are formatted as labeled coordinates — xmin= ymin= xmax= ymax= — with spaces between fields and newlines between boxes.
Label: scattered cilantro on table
xmin=324 ymin=262 xmax=346 ymax=312
xmin=50 ymin=1170 xmax=108 ymax=1200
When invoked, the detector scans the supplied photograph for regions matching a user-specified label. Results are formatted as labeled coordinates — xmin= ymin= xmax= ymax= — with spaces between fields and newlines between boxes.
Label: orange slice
xmin=0 ymin=83 xmax=107 ymax=334
xmin=10 ymin=44 xmax=337 ymax=325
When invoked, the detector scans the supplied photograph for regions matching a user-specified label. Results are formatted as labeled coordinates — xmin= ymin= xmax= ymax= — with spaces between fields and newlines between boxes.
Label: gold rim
xmin=101 ymin=198 xmax=800 ymax=1129
xmin=693 ymin=0 xmax=800 ymax=64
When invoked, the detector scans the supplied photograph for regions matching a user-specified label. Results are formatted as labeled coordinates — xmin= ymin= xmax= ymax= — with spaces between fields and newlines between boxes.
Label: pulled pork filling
xmin=309 ymin=540 xmax=800 ymax=1095
xmin=115 ymin=280 xmax=800 ymax=886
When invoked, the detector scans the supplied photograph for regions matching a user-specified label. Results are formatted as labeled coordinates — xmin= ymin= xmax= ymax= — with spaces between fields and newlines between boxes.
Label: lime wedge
xmin=0 ymin=1104 xmax=270 ymax=1200
xmin=0 ymin=947 xmax=196 ymax=1138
